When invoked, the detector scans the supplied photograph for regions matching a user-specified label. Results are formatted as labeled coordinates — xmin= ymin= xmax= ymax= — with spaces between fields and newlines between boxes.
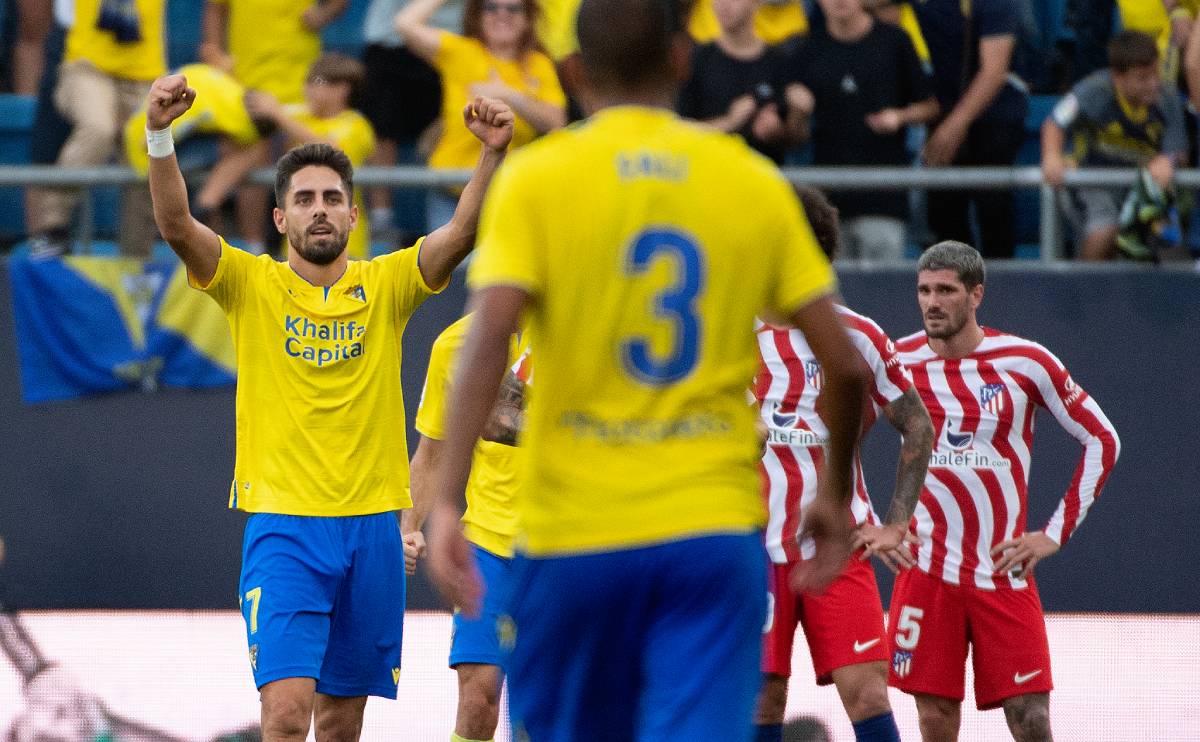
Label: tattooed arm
xmin=480 ymin=369 xmax=526 ymax=446
xmin=854 ymin=387 xmax=935 ymax=572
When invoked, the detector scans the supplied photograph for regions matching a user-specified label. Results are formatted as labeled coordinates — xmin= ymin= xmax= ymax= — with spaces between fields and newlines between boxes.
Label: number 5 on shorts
xmin=244 ymin=586 xmax=263 ymax=635
xmin=894 ymin=605 xmax=924 ymax=649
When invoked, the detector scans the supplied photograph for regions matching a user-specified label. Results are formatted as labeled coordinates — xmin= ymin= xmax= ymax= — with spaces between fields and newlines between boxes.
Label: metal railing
xmin=3 ymin=164 xmax=1195 ymax=261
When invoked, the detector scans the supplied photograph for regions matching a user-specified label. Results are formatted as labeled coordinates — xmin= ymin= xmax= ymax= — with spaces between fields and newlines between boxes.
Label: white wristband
xmin=146 ymin=127 xmax=174 ymax=158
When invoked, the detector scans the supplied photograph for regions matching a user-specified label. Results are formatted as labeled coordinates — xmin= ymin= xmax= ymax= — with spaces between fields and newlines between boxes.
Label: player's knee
xmin=1003 ymin=694 xmax=1052 ymax=742
xmin=457 ymin=670 xmax=501 ymax=735
xmin=915 ymin=695 xmax=960 ymax=741
xmin=261 ymin=695 xmax=312 ymax=740
xmin=843 ymin=678 xmax=891 ymax=721
xmin=753 ymin=674 xmax=789 ymax=724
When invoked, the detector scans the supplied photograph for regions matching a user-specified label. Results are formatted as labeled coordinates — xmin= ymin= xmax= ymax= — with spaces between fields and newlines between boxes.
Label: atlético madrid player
xmin=890 ymin=241 xmax=1120 ymax=741
xmin=754 ymin=187 xmax=935 ymax=742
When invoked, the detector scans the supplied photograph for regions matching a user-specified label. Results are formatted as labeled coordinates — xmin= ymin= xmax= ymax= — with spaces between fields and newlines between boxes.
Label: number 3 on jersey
xmin=621 ymin=229 xmax=705 ymax=385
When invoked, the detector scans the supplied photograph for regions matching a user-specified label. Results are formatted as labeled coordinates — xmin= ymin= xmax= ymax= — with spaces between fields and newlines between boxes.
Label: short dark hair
xmin=307 ymin=52 xmax=367 ymax=100
xmin=274 ymin=143 xmax=354 ymax=207
xmin=576 ymin=0 xmax=690 ymax=89
xmin=794 ymin=186 xmax=840 ymax=260
xmin=463 ymin=0 xmax=542 ymax=54
xmin=1108 ymin=30 xmax=1159 ymax=74
xmin=917 ymin=240 xmax=985 ymax=289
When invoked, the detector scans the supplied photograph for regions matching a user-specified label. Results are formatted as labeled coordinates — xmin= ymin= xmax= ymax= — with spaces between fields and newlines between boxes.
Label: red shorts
xmin=762 ymin=555 xmax=888 ymax=684
xmin=887 ymin=568 xmax=1054 ymax=709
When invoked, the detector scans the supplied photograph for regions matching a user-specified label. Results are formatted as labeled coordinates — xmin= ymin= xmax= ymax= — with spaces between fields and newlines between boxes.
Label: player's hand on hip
xmin=402 ymin=530 xmax=427 ymax=576
xmin=464 ymin=97 xmax=515 ymax=153
xmin=790 ymin=496 xmax=853 ymax=594
xmin=853 ymin=522 xmax=918 ymax=574
xmin=146 ymin=74 xmax=197 ymax=131
xmin=427 ymin=501 xmax=484 ymax=617
xmin=990 ymin=531 xmax=1059 ymax=577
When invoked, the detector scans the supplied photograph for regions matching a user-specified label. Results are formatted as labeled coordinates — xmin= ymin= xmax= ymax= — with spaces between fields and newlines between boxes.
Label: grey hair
xmin=917 ymin=240 xmax=985 ymax=288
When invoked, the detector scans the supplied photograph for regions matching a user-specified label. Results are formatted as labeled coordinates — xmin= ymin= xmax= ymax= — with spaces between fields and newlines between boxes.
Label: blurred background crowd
xmin=0 ymin=0 xmax=1198 ymax=263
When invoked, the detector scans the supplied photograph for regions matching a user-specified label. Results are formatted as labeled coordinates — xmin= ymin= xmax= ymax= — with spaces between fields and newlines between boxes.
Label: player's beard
xmin=924 ymin=305 xmax=968 ymax=339
xmin=290 ymin=221 xmax=348 ymax=266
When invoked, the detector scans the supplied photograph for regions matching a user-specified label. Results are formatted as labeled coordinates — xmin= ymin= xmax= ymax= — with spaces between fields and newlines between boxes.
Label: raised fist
xmin=146 ymin=74 xmax=197 ymax=131
xmin=464 ymin=96 xmax=516 ymax=153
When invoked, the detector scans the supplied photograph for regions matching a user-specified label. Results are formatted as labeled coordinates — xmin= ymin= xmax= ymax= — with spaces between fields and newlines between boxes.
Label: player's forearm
xmin=149 ymin=151 xmax=220 ymax=281
xmin=430 ymin=146 xmax=505 ymax=276
xmin=882 ymin=389 xmax=934 ymax=526
xmin=820 ymin=370 xmax=868 ymax=506
xmin=944 ymin=36 xmax=1014 ymax=130
xmin=439 ymin=310 xmax=514 ymax=510
xmin=407 ymin=437 xmax=443 ymax=532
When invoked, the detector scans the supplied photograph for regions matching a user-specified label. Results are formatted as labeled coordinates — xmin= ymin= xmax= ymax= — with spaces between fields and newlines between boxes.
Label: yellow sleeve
xmin=415 ymin=327 xmax=461 ymax=440
xmin=376 ymin=237 xmax=446 ymax=316
xmin=433 ymin=31 xmax=479 ymax=76
xmin=529 ymin=53 xmax=567 ymax=108
xmin=187 ymin=237 xmax=256 ymax=313
xmin=467 ymin=154 xmax=544 ymax=295
xmin=767 ymin=177 xmax=837 ymax=317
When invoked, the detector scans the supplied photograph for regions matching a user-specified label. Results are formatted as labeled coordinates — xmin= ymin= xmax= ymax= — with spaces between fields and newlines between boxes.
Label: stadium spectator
xmin=911 ymin=0 xmax=1030 ymax=259
xmin=360 ymin=0 xmax=464 ymax=245
xmin=25 ymin=0 xmax=166 ymax=259
xmin=890 ymin=240 xmax=1119 ymax=741
xmin=245 ymin=53 xmax=377 ymax=259
xmin=1043 ymin=30 xmax=1187 ymax=261
xmin=423 ymin=0 xmax=870 ymax=738
xmin=789 ymin=0 xmax=938 ymax=261
xmin=688 ymin=0 xmax=807 ymax=47
xmin=753 ymin=187 xmax=934 ymax=742
xmin=12 ymin=0 xmax=53 ymax=95
xmin=677 ymin=0 xmax=803 ymax=164
xmin=145 ymin=71 xmax=514 ymax=740
xmin=123 ymin=62 xmax=271 ymax=241
xmin=395 ymin=0 xmax=567 ymax=232
xmin=199 ymin=0 xmax=349 ymax=252
xmin=22 ymin=0 xmax=73 ymax=245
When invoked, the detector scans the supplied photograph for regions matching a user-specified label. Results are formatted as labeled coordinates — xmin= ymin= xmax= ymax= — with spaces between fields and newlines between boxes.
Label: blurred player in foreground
xmin=409 ymin=321 xmax=529 ymax=742
xmin=890 ymin=241 xmax=1120 ymax=741
xmin=424 ymin=0 xmax=871 ymax=737
xmin=754 ymin=188 xmax=934 ymax=742
xmin=144 ymin=72 xmax=513 ymax=741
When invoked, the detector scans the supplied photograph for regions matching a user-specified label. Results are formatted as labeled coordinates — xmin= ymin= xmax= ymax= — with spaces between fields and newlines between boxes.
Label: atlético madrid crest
xmin=805 ymin=360 xmax=824 ymax=392
xmin=892 ymin=649 xmax=913 ymax=679
xmin=979 ymin=383 xmax=1007 ymax=415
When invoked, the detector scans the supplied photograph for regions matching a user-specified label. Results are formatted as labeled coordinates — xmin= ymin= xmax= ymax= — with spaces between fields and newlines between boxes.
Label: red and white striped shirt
xmin=755 ymin=305 xmax=913 ymax=564
xmin=897 ymin=328 xmax=1120 ymax=590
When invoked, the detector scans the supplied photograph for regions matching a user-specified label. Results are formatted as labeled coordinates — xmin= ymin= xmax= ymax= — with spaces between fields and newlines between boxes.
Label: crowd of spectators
xmin=2 ymin=0 xmax=1200 ymax=262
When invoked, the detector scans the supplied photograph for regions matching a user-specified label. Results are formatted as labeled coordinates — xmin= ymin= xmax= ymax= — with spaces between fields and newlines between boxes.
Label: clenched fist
xmin=464 ymin=96 xmax=516 ymax=153
xmin=146 ymin=74 xmax=197 ymax=131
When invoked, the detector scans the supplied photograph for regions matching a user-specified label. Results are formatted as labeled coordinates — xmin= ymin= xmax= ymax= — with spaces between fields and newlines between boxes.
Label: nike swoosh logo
xmin=1014 ymin=670 xmax=1043 ymax=684
xmin=853 ymin=638 xmax=881 ymax=653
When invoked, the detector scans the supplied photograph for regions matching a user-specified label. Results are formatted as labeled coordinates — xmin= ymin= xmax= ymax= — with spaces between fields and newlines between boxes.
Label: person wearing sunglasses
xmin=396 ymin=0 xmax=567 ymax=233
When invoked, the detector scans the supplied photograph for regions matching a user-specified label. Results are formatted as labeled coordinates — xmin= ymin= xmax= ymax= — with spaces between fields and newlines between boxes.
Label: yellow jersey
xmin=281 ymin=105 xmax=377 ymax=259
xmin=416 ymin=314 xmax=524 ymax=557
xmin=468 ymin=107 xmax=836 ymax=555
xmin=430 ymin=31 xmax=567 ymax=171
xmin=125 ymin=63 xmax=262 ymax=175
xmin=192 ymin=238 xmax=444 ymax=516
xmin=212 ymin=0 xmax=319 ymax=103
xmin=66 ymin=0 xmax=165 ymax=80
xmin=688 ymin=0 xmax=807 ymax=44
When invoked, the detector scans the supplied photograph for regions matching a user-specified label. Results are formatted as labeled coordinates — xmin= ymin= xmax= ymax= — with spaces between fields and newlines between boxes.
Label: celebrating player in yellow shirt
xmin=410 ymin=315 xmax=527 ymax=742
xmin=144 ymin=71 xmax=514 ymax=740
xmin=426 ymin=0 xmax=870 ymax=737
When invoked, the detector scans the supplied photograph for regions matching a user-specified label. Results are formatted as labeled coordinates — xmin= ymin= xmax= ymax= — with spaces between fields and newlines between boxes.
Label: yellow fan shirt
xmin=65 ymin=0 xmax=166 ymax=80
xmin=212 ymin=0 xmax=319 ymax=103
xmin=192 ymin=238 xmax=443 ymax=516
xmin=281 ymin=105 xmax=377 ymax=259
xmin=430 ymin=31 xmax=566 ymax=171
xmin=415 ymin=314 xmax=524 ymax=557
xmin=468 ymin=107 xmax=836 ymax=556
xmin=125 ymin=63 xmax=262 ymax=176
xmin=688 ymin=0 xmax=807 ymax=44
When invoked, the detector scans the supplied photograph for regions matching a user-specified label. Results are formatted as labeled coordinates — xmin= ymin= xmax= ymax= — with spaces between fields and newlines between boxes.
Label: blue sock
xmin=852 ymin=711 xmax=901 ymax=742
xmin=754 ymin=723 xmax=782 ymax=742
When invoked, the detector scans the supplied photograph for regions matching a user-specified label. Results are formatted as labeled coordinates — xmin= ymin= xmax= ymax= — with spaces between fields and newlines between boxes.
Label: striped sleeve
xmin=1030 ymin=347 xmax=1121 ymax=546
xmin=843 ymin=312 xmax=912 ymax=409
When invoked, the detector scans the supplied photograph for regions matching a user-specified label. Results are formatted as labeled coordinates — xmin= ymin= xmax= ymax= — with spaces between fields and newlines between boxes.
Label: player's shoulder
xmin=976 ymin=329 xmax=1066 ymax=373
xmin=895 ymin=329 xmax=931 ymax=355
xmin=837 ymin=304 xmax=897 ymax=353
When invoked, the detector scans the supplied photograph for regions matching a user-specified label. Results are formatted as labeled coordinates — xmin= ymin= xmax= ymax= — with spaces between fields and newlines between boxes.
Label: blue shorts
xmin=449 ymin=544 xmax=514 ymax=668
xmin=238 ymin=512 xmax=406 ymax=698
xmin=505 ymin=533 xmax=768 ymax=742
